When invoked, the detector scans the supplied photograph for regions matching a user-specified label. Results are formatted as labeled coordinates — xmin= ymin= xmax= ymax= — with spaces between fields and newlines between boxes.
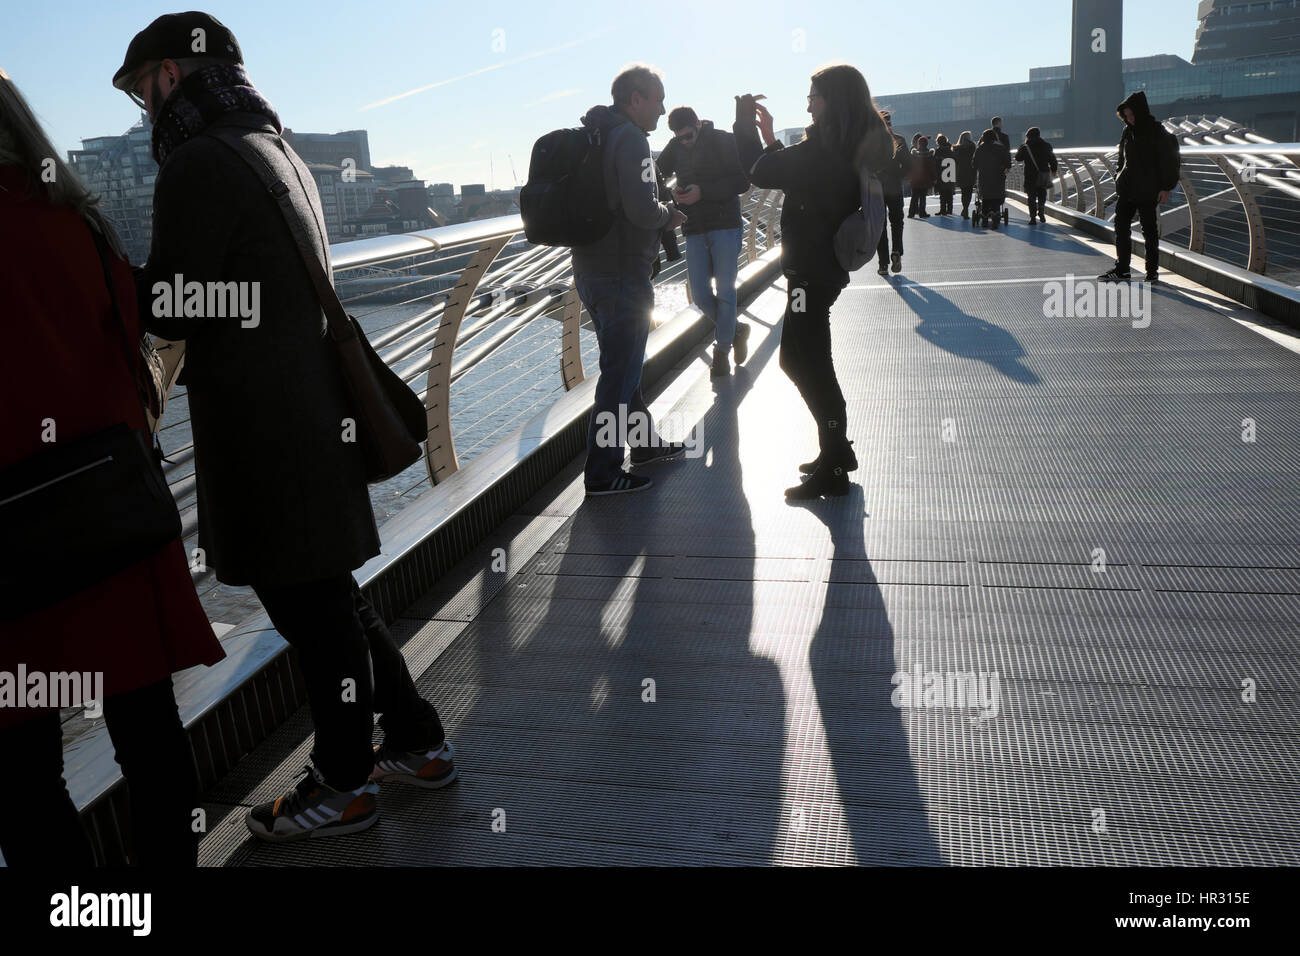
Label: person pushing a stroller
xmin=971 ymin=127 xmax=1011 ymax=229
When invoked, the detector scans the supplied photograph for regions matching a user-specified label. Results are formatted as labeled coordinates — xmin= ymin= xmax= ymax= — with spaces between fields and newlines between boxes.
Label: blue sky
xmin=4 ymin=0 xmax=1201 ymax=188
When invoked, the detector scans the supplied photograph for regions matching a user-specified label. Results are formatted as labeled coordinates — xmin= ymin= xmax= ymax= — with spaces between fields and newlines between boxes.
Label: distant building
xmin=879 ymin=4 xmax=1300 ymax=147
xmin=461 ymin=183 xmax=487 ymax=197
xmin=67 ymin=116 xmax=157 ymax=265
xmin=1193 ymin=0 xmax=1300 ymax=63
xmin=372 ymin=164 xmax=415 ymax=186
xmin=306 ymin=163 xmax=378 ymax=242
xmin=283 ymin=129 xmax=372 ymax=173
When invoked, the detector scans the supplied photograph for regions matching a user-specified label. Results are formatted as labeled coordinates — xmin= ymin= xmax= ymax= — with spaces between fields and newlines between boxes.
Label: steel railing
xmin=1005 ymin=116 xmax=1300 ymax=286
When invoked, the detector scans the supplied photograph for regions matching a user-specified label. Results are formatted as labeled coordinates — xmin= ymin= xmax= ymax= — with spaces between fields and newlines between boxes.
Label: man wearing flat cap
xmin=116 ymin=11 xmax=456 ymax=845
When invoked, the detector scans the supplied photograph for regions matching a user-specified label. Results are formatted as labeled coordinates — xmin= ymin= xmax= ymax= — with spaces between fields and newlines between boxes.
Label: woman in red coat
xmin=0 ymin=69 xmax=224 ymax=866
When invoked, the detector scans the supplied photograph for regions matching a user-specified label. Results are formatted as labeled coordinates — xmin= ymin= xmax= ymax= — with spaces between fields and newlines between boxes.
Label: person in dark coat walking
xmin=733 ymin=65 xmax=894 ymax=499
xmin=114 ymin=12 xmax=453 ymax=844
xmin=908 ymin=134 xmax=936 ymax=218
xmin=953 ymin=130 xmax=977 ymax=218
xmin=874 ymin=114 xmax=908 ymax=275
xmin=933 ymin=133 xmax=956 ymax=215
xmin=1015 ymin=127 xmax=1058 ymax=223
xmin=973 ymin=128 xmax=1011 ymax=229
xmin=1098 ymin=91 xmax=1181 ymax=282
xmin=658 ymin=106 xmax=752 ymax=376
xmin=0 ymin=67 xmax=225 ymax=867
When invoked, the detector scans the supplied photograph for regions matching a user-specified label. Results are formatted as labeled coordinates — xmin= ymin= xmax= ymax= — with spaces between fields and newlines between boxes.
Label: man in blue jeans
xmin=573 ymin=65 xmax=688 ymax=496
xmin=657 ymin=105 xmax=751 ymax=377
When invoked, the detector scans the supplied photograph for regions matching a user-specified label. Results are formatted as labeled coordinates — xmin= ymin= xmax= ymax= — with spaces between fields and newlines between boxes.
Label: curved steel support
xmin=559 ymin=286 xmax=586 ymax=391
xmin=1081 ymin=158 xmax=1105 ymax=218
xmin=765 ymin=194 xmax=782 ymax=252
xmin=1211 ymin=156 xmax=1267 ymax=273
xmin=423 ymin=233 xmax=512 ymax=485
xmin=153 ymin=337 xmax=187 ymax=435
xmin=1065 ymin=160 xmax=1086 ymax=212
xmin=1099 ymin=154 xmax=1120 ymax=215
xmin=747 ymin=189 xmax=772 ymax=263
xmin=1177 ymin=169 xmax=1207 ymax=254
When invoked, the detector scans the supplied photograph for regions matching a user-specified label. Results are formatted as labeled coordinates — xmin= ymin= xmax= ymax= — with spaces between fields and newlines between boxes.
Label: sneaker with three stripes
xmin=245 ymin=764 xmax=379 ymax=843
xmin=370 ymin=740 xmax=458 ymax=789
xmin=585 ymin=470 xmax=652 ymax=496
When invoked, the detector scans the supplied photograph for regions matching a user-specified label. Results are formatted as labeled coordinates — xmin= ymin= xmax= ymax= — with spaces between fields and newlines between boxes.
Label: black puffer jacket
xmin=734 ymin=116 xmax=892 ymax=288
xmin=656 ymin=120 xmax=749 ymax=235
xmin=874 ymin=133 xmax=909 ymax=196
xmin=1015 ymin=132 xmax=1058 ymax=180
xmin=952 ymin=140 xmax=976 ymax=188
xmin=973 ymin=134 xmax=1011 ymax=194
xmin=1115 ymin=91 xmax=1181 ymax=203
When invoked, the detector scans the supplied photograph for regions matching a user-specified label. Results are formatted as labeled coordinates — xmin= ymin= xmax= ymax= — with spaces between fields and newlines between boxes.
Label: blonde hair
xmin=0 ymin=67 xmax=125 ymax=257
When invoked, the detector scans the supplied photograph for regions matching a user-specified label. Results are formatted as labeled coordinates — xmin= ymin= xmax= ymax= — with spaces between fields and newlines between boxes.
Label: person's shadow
xmin=793 ymin=486 xmax=946 ymax=864
xmin=900 ymin=282 xmax=1041 ymax=385
xmin=438 ymin=339 xmax=781 ymax=864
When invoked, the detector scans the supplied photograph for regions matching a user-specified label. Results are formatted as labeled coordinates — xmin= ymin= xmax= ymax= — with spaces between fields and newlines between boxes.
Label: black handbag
xmin=203 ymin=126 xmax=427 ymax=483
xmin=0 ymin=229 xmax=182 ymax=622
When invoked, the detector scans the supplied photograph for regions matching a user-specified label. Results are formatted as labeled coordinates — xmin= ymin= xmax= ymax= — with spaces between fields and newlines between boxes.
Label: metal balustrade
xmin=148 ymin=185 xmax=782 ymax=614
xmin=1004 ymin=117 xmax=1300 ymax=286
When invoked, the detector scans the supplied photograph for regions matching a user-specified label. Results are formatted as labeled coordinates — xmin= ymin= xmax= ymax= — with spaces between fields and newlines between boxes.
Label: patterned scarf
xmin=151 ymin=63 xmax=282 ymax=166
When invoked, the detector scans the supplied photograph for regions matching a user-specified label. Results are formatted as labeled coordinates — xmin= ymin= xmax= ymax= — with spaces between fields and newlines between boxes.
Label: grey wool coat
xmin=138 ymin=112 xmax=381 ymax=587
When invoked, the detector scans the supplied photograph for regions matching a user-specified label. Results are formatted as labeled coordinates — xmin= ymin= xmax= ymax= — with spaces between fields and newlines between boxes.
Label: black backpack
xmin=521 ymin=125 xmax=623 ymax=246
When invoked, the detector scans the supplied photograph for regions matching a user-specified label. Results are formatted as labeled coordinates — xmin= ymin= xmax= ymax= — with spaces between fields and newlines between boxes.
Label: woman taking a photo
xmin=733 ymin=65 xmax=895 ymax=499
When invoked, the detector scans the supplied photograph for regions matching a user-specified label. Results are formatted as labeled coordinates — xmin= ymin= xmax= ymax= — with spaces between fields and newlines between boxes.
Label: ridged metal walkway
xmin=197 ymin=205 xmax=1300 ymax=866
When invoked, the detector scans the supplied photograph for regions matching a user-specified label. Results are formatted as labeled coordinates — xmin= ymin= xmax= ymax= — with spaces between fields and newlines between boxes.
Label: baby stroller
xmin=972 ymin=183 xmax=1009 ymax=229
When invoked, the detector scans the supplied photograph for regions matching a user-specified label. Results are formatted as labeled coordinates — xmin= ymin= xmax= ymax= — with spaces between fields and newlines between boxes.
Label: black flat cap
xmin=112 ymin=11 xmax=242 ymax=90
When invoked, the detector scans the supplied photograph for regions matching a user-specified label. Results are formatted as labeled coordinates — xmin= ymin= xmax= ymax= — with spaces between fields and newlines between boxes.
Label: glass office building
xmin=879 ymin=23 xmax=1300 ymax=144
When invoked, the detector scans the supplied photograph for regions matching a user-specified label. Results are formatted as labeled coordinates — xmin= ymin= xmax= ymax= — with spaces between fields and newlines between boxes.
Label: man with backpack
xmin=569 ymin=65 xmax=687 ymax=495
xmin=1015 ymin=127 xmax=1058 ymax=224
xmin=114 ymin=11 xmax=453 ymax=844
xmin=657 ymin=105 xmax=751 ymax=378
xmin=1098 ymin=91 xmax=1181 ymax=283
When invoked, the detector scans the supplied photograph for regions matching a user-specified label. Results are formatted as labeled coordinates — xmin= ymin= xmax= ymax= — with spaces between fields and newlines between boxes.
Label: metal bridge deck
xmin=197 ymin=204 xmax=1300 ymax=866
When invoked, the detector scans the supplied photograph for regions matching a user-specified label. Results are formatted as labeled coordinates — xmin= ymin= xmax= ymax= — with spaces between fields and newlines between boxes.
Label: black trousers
xmin=779 ymin=277 xmax=846 ymax=445
xmin=937 ymin=185 xmax=955 ymax=213
xmin=959 ymin=183 xmax=974 ymax=212
xmin=253 ymin=574 xmax=444 ymax=790
xmin=1026 ymin=185 xmax=1048 ymax=217
xmin=1114 ymin=195 xmax=1161 ymax=275
xmin=876 ymin=192 xmax=905 ymax=264
xmin=908 ymin=187 xmax=929 ymax=216
xmin=0 ymin=678 xmax=200 ymax=866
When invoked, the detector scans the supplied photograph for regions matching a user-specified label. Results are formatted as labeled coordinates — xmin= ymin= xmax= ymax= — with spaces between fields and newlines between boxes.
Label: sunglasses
xmin=125 ymin=63 xmax=161 ymax=110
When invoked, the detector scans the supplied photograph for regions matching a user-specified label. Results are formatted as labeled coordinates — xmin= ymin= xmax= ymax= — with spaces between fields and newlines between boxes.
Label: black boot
xmin=786 ymin=460 xmax=851 ymax=499
xmin=798 ymin=439 xmax=857 ymax=475
xmin=789 ymin=419 xmax=854 ymax=498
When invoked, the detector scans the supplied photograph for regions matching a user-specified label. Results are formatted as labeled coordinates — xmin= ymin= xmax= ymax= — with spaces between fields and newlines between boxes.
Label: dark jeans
xmin=575 ymin=272 xmax=656 ymax=485
xmin=876 ymin=192 xmax=905 ymax=265
xmin=1026 ymin=185 xmax=1047 ymax=217
xmin=1114 ymin=195 xmax=1161 ymax=275
xmin=779 ymin=277 xmax=846 ymax=442
xmin=937 ymin=185 xmax=955 ymax=212
xmin=0 ymin=678 xmax=200 ymax=866
xmin=908 ymin=187 xmax=929 ymax=216
xmin=959 ymin=183 xmax=974 ymax=212
xmin=254 ymin=574 xmax=444 ymax=791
